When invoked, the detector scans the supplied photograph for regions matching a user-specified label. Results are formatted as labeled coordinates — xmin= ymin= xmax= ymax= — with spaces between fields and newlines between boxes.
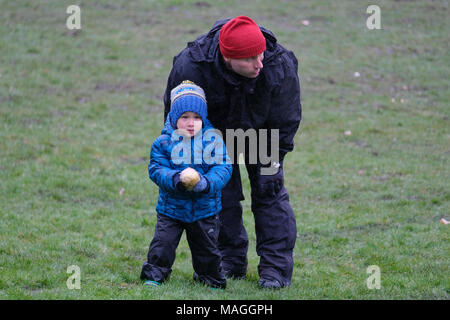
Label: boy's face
xmin=176 ymin=111 xmax=203 ymax=137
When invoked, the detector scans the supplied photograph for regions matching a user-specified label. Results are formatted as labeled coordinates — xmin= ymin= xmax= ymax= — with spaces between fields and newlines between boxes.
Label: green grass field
xmin=0 ymin=0 xmax=448 ymax=299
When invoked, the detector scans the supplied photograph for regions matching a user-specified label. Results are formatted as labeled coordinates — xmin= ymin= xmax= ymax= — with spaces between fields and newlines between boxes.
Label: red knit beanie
xmin=219 ymin=16 xmax=266 ymax=59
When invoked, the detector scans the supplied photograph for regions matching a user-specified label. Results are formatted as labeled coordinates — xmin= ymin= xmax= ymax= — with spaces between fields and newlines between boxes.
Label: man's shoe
xmin=258 ymin=278 xmax=282 ymax=289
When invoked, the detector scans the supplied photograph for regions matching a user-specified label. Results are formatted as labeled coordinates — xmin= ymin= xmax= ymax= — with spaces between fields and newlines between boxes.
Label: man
xmin=163 ymin=16 xmax=301 ymax=289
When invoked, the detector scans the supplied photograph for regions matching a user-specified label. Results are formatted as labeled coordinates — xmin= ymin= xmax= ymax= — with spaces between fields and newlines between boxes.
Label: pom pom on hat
xmin=219 ymin=16 xmax=266 ymax=59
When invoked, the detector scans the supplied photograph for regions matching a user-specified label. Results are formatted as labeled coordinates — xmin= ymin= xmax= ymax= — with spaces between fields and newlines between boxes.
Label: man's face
xmin=176 ymin=111 xmax=203 ymax=137
xmin=224 ymin=52 xmax=264 ymax=78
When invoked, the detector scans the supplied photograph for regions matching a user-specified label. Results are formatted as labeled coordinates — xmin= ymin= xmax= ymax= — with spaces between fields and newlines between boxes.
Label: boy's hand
xmin=192 ymin=175 xmax=208 ymax=193
xmin=173 ymin=173 xmax=186 ymax=192
xmin=180 ymin=167 xmax=200 ymax=191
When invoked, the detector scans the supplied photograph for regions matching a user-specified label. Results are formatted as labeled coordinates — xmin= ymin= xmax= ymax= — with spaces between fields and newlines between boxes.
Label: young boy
xmin=140 ymin=81 xmax=232 ymax=289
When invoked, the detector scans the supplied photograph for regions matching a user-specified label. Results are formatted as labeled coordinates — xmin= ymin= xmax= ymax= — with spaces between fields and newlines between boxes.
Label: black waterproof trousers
xmin=141 ymin=214 xmax=226 ymax=289
xmin=218 ymin=162 xmax=297 ymax=287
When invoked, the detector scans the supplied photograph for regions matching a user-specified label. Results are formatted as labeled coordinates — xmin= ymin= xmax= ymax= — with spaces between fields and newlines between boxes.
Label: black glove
xmin=259 ymin=176 xmax=283 ymax=198
xmin=173 ymin=173 xmax=186 ymax=192
xmin=257 ymin=162 xmax=284 ymax=198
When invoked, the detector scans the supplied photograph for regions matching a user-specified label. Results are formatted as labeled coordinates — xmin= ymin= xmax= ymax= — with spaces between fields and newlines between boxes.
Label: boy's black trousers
xmin=140 ymin=213 xmax=226 ymax=288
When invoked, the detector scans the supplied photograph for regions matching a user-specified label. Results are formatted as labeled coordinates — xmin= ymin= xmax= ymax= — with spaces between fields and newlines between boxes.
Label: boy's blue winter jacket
xmin=148 ymin=116 xmax=232 ymax=223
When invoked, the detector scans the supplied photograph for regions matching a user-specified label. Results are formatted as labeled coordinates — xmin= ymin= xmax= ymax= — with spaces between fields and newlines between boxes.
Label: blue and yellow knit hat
xmin=169 ymin=80 xmax=208 ymax=128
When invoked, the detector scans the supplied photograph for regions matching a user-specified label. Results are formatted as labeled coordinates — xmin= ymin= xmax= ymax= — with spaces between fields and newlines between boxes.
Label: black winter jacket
xmin=164 ymin=19 xmax=302 ymax=162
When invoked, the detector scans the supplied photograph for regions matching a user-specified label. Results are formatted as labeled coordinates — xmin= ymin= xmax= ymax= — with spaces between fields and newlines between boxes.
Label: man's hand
xmin=257 ymin=162 xmax=284 ymax=198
